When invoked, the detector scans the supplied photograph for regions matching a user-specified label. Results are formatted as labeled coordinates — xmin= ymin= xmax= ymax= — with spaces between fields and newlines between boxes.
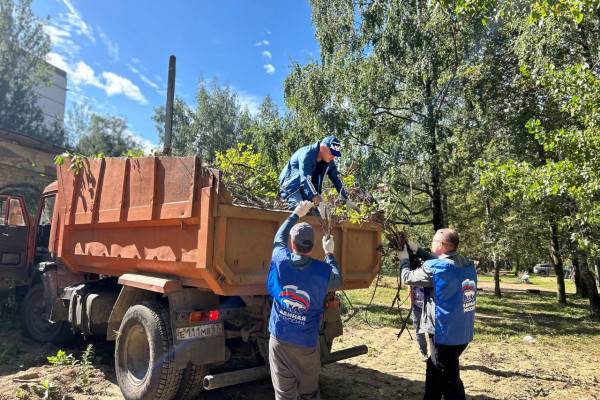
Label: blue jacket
xmin=279 ymin=141 xmax=347 ymax=201
xmin=401 ymin=250 xmax=477 ymax=346
xmin=267 ymin=213 xmax=342 ymax=348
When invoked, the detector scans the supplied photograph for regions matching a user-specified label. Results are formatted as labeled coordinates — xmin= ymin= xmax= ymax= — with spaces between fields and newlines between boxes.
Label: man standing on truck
xmin=267 ymin=200 xmax=342 ymax=400
xmin=399 ymin=229 xmax=477 ymax=400
xmin=279 ymin=135 xmax=355 ymax=210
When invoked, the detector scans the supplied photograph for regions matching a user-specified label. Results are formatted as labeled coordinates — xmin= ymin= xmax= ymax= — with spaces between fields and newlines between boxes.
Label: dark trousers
xmin=424 ymin=342 xmax=467 ymax=400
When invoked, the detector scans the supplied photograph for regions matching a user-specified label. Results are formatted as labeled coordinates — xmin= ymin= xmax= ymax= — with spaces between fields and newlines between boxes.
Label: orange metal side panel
xmin=97 ymin=158 xmax=127 ymax=223
xmin=73 ymin=158 xmax=104 ymax=225
xmin=125 ymin=157 xmax=156 ymax=221
xmin=154 ymin=157 xmax=197 ymax=220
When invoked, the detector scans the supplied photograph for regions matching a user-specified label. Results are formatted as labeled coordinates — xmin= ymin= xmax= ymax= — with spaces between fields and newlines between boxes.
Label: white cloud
xmin=140 ymin=75 xmax=160 ymax=90
xmin=261 ymin=50 xmax=272 ymax=60
xmin=131 ymin=57 xmax=141 ymax=64
xmin=61 ymin=60 xmax=148 ymax=105
xmin=97 ymin=26 xmax=119 ymax=62
xmin=71 ymin=61 xmax=102 ymax=87
xmin=126 ymin=130 xmax=159 ymax=154
xmin=255 ymin=39 xmax=270 ymax=46
xmin=102 ymin=72 xmax=148 ymax=104
xmin=46 ymin=52 xmax=70 ymax=72
xmin=263 ymin=64 xmax=276 ymax=75
xmin=44 ymin=24 xmax=80 ymax=56
xmin=266 ymin=29 xmax=272 ymax=35
xmin=127 ymin=64 xmax=162 ymax=92
xmin=59 ymin=0 xmax=95 ymax=43
xmin=237 ymin=91 xmax=261 ymax=116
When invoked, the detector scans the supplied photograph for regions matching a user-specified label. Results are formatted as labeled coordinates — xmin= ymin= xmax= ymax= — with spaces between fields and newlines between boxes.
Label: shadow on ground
xmin=201 ymin=362 xmax=498 ymax=400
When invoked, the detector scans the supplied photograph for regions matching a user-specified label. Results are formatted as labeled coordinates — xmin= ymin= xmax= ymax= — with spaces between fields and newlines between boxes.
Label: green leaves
xmin=47 ymin=349 xmax=76 ymax=366
xmin=215 ymin=143 xmax=280 ymax=208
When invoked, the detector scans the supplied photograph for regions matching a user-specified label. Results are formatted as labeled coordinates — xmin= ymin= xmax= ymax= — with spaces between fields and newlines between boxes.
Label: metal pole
xmin=163 ymin=55 xmax=176 ymax=156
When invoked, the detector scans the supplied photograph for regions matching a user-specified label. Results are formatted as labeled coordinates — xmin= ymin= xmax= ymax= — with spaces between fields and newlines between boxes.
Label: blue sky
xmin=35 ymin=0 xmax=320 ymax=151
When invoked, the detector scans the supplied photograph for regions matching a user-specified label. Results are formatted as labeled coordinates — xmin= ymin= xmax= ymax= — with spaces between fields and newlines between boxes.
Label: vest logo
xmin=280 ymin=285 xmax=311 ymax=312
xmin=462 ymin=279 xmax=476 ymax=312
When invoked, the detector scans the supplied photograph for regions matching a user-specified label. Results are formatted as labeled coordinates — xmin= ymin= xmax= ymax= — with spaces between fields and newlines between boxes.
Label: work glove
xmin=397 ymin=244 xmax=409 ymax=262
xmin=293 ymin=200 xmax=313 ymax=218
xmin=407 ymin=240 xmax=420 ymax=253
xmin=323 ymin=235 xmax=335 ymax=255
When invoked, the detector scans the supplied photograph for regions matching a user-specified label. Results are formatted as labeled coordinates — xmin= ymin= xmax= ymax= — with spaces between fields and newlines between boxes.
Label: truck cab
xmin=0 ymin=183 xmax=58 ymax=284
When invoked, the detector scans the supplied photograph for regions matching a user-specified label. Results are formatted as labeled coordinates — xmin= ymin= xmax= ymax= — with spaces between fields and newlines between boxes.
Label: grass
xmin=340 ymin=273 xmax=600 ymax=345
xmin=477 ymin=273 xmax=577 ymax=293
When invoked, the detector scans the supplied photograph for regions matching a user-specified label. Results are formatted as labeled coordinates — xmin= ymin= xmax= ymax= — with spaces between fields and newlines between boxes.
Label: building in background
xmin=36 ymin=63 xmax=67 ymax=129
xmin=0 ymin=128 xmax=64 ymax=214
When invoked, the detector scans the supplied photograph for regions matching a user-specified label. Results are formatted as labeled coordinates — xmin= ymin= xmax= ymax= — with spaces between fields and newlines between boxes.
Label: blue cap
xmin=322 ymin=135 xmax=342 ymax=157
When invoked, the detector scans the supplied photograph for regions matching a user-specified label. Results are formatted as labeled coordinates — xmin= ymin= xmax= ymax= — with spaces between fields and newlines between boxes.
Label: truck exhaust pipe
xmin=203 ymin=365 xmax=269 ymax=391
xmin=323 ymin=344 xmax=368 ymax=364
xmin=202 ymin=344 xmax=368 ymax=391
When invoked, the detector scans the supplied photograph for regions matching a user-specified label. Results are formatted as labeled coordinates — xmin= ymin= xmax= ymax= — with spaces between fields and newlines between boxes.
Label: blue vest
xmin=428 ymin=257 xmax=477 ymax=345
xmin=267 ymin=248 xmax=331 ymax=348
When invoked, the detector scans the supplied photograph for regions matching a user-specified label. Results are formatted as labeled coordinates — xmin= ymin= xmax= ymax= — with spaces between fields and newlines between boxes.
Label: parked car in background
xmin=533 ymin=263 xmax=552 ymax=276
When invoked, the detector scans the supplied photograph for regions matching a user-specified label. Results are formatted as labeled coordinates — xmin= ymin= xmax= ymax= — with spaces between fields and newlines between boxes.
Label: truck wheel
xmin=115 ymin=302 xmax=183 ymax=400
xmin=21 ymin=283 xmax=75 ymax=345
xmin=174 ymin=363 xmax=207 ymax=400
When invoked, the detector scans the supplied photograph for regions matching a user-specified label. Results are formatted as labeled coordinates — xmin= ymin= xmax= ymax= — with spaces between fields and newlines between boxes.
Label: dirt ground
xmin=0 ymin=322 xmax=599 ymax=400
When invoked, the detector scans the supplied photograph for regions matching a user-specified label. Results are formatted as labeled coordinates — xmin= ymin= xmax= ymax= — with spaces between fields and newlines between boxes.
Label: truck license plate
xmin=176 ymin=323 xmax=224 ymax=341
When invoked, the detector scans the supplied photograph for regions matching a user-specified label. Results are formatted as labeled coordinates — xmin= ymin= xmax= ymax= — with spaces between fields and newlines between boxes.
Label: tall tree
xmin=285 ymin=0 xmax=484 ymax=231
xmin=0 ymin=0 xmax=57 ymax=141
xmin=76 ymin=114 xmax=141 ymax=157
xmin=153 ymin=79 xmax=254 ymax=163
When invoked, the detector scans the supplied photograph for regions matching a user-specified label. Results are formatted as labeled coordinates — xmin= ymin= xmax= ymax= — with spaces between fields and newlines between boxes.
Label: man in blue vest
xmin=399 ymin=228 xmax=477 ymax=400
xmin=267 ymin=200 xmax=342 ymax=400
xmin=279 ymin=136 xmax=355 ymax=209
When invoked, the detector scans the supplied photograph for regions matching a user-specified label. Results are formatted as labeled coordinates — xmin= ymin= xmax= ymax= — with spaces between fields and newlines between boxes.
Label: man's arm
xmin=400 ymin=258 xmax=434 ymax=287
xmin=326 ymin=254 xmax=342 ymax=289
xmin=321 ymin=235 xmax=341 ymax=289
xmin=326 ymin=162 xmax=348 ymax=199
xmin=299 ymin=149 xmax=319 ymax=200
xmin=273 ymin=213 xmax=299 ymax=252
xmin=416 ymin=248 xmax=436 ymax=261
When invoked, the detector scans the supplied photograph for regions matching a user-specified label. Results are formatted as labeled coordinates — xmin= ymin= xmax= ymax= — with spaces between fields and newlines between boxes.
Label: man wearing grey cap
xmin=266 ymin=200 xmax=342 ymax=400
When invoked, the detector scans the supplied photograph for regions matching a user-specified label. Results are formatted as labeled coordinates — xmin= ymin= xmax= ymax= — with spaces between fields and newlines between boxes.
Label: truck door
xmin=0 ymin=195 xmax=31 ymax=282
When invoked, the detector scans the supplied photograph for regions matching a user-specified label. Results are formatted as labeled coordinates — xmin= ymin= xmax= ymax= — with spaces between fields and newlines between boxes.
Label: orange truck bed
xmin=49 ymin=156 xmax=382 ymax=295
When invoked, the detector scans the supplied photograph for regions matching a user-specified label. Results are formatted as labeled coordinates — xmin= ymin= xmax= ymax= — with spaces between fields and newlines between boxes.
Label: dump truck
xmin=0 ymin=156 xmax=382 ymax=400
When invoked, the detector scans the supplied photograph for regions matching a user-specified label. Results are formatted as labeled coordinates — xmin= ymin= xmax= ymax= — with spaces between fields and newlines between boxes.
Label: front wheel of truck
xmin=115 ymin=302 xmax=183 ymax=400
xmin=21 ymin=283 xmax=75 ymax=345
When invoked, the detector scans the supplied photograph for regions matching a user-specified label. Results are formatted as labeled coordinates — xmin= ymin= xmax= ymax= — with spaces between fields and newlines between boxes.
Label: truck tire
xmin=115 ymin=302 xmax=183 ymax=400
xmin=21 ymin=283 xmax=75 ymax=346
xmin=174 ymin=363 xmax=207 ymax=400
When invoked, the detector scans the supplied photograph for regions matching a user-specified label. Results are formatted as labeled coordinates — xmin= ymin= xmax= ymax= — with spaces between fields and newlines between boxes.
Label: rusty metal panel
xmin=125 ymin=157 xmax=156 ymax=221
xmin=56 ymin=160 xmax=77 ymax=226
xmin=97 ymin=158 xmax=127 ymax=223
xmin=73 ymin=158 xmax=104 ymax=225
xmin=118 ymin=273 xmax=182 ymax=294
xmin=155 ymin=157 xmax=197 ymax=219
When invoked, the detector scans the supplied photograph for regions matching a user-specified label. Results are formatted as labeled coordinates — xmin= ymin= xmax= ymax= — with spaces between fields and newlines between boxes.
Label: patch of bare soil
xmin=0 ymin=330 xmax=120 ymax=400
xmin=1 ymin=327 xmax=598 ymax=400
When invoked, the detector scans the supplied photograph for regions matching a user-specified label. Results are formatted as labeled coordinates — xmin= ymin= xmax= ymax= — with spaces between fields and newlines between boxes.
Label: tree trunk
xmin=572 ymin=252 xmax=588 ymax=298
xmin=549 ymin=222 xmax=567 ymax=305
xmin=514 ymin=257 xmax=520 ymax=277
xmin=576 ymin=250 xmax=600 ymax=319
xmin=595 ymin=261 xmax=600 ymax=290
xmin=493 ymin=251 xmax=501 ymax=298
xmin=424 ymin=78 xmax=444 ymax=231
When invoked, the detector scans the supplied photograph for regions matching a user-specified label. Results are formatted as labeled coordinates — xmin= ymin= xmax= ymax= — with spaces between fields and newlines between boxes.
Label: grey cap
xmin=290 ymin=222 xmax=314 ymax=253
